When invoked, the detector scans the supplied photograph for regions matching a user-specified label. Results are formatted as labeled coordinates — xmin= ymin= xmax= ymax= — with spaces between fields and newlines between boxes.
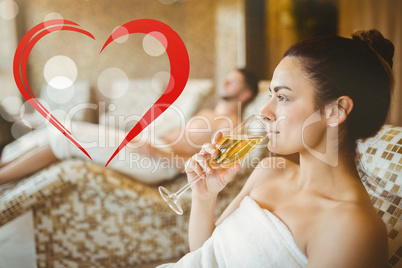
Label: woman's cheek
xmin=283 ymin=105 xmax=315 ymax=145
xmin=267 ymin=107 xmax=302 ymax=154
xmin=299 ymin=109 xmax=328 ymax=152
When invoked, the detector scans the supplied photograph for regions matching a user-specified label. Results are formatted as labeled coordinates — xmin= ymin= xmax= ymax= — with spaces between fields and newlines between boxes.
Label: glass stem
xmin=175 ymin=170 xmax=207 ymax=199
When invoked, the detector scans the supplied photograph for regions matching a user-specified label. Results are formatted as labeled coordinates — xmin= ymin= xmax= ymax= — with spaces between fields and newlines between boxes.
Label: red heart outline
xmin=13 ymin=19 xmax=190 ymax=166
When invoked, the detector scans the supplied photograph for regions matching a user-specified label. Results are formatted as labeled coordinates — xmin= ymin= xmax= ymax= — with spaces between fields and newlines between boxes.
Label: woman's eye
xmin=277 ymin=95 xmax=288 ymax=102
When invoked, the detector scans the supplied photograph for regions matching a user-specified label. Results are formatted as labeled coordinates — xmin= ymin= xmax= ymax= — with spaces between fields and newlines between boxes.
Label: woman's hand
xmin=185 ymin=132 xmax=242 ymax=200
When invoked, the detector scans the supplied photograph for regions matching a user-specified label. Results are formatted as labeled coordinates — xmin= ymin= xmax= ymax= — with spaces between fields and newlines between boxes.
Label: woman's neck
xmin=297 ymin=149 xmax=361 ymax=199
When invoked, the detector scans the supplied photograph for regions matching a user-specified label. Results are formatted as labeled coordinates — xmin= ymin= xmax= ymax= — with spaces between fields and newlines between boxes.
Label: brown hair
xmin=237 ymin=68 xmax=259 ymax=103
xmin=284 ymin=29 xmax=394 ymax=142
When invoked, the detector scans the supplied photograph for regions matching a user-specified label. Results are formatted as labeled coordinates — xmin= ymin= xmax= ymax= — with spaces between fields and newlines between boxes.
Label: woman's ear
xmin=325 ymin=96 xmax=354 ymax=127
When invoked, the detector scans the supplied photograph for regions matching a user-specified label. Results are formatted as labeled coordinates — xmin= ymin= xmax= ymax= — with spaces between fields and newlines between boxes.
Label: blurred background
xmin=0 ymin=0 xmax=401 ymax=152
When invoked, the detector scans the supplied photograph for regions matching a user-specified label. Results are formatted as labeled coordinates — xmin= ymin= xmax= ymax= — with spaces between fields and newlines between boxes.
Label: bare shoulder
xmin=327 ymin=202 xmax=387 ymax=242
xmin=327 ymin=202 xmax=387 ymax=243
xmin=308 ymin=202 xmax=388 ymax=268
xmin=196 ymin=108 xmax=214 ymax=118
xmin=185 ymin=109 xmax=215 ymax=129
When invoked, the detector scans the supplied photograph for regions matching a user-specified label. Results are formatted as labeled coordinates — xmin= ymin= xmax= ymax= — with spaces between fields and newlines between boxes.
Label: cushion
xmin=99 ymin=78 xmax=214 ymax=137
xmin=39 ymin=81 xmax=96 ymax=123
xmin=243 ymin=80 xmax=270 ymax=118
xmin=357 ymin=125 xmax=402 ymax=267
xmin=0 ymin=104 xmax=14 ymax=152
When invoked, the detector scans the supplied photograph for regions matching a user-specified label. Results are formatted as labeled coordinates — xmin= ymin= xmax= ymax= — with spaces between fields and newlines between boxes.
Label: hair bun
xmin=352 ymin=29 xmax=395 ymax=68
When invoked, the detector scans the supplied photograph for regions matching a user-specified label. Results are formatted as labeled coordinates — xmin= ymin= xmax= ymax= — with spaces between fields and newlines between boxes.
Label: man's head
xmin=219 ymin=68 xmax=259 ymax=105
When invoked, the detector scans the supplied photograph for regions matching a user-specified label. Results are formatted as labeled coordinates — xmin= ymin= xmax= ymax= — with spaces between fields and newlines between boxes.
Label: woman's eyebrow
xmin=268 ymin=86 xmax=292 ymax=92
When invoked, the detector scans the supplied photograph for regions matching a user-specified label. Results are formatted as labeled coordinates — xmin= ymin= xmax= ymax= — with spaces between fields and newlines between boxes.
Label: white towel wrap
xmin=159 ymin=196 xmax=308 ymax=267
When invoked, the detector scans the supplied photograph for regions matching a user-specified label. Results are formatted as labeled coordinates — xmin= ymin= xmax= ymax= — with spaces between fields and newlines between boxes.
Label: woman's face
xmin=260 ymin=56 xmax=328 ymax=155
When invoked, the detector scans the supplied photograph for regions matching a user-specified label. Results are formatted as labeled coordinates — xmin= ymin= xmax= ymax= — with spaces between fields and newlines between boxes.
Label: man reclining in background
xmin=0 ymin=69 xmax=259 ymax=185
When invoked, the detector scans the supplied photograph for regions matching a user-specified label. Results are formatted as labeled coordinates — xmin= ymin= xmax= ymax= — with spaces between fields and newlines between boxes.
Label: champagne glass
xmin=159 ymin=114 xmax=268 ymax=215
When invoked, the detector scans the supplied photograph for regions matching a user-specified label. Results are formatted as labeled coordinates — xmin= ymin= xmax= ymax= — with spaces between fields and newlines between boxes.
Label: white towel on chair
xmin=159 ymin=196 xmax=307 ymax=268
xmin=48 ymin=122 xmax=180 ymax=183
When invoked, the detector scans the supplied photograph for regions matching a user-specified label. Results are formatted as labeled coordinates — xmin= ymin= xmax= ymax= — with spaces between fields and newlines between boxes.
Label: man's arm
xmin=160 ymin=109 xmax=216 ymax=157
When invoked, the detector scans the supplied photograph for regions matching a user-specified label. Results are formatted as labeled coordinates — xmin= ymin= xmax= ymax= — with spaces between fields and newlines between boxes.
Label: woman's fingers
xmin=185 ymin=142 xmax=218 ymax=180
xmin=193 ymin=152 xmax=212 ymax=174
xmin=185 ymin=154 xmax=208 ymax=179
xmin=200 ymin=143 xmax=218 ymax=156
xmin=183 ymin=142 xmax=242 ymax=198
xmin=212 ymin=131 xmax=223 ymax=145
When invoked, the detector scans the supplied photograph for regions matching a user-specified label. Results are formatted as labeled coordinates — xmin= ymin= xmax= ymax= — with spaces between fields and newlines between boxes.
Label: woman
xmin=161 ymin=29 xmax=393 ymax=267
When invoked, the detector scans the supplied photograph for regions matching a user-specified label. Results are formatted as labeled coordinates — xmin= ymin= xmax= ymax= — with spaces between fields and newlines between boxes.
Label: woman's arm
xmin=186 ymin=133 xmax=241 ymax=251
xmin=187 ymin=163 xmax=241 ymax=252
xmin=189 ymin=195 xmax=218 ymax=251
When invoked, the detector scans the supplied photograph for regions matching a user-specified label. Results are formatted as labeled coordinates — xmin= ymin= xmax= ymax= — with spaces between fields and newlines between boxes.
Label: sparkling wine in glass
xmin=159 ymin=114 xmax=268 ymax=215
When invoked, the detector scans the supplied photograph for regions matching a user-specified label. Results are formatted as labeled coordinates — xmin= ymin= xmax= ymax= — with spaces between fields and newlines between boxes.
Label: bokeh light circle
xmin=19 ymin=99 xmax=48 ymax=128
xmin=0 ymin=0 xmax=18 ymax=20
xmin=11 ymin=121 xmax=31 ymax=140
xmin=108 ymin=104 xmax=116 ymax=112
xmin=44 ymin=109 xmax=70 ymax=131
xmin=112 ymin=26 xmax=129 ymax=44
xmin=98 ymin=67 xmax=128 ymax=99
xmin=0 ymin=96 xmax=22 ymax=121
xmin=44 ymin=12 xmax=63 ymax=22
xmin=152 ymin=71 xmax=172 ymax=94
xmin=143 ymin=31 xmax=167 ymax=57
xmin=44 ymin=83 xmax=75 ymax=104
xmin=44 ymin=12 xmax=63 ymax=32
xmin=44 ymin=55 xmax=77 ymax=89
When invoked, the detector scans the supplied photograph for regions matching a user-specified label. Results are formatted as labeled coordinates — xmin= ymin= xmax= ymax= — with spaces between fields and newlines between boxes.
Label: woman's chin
xmin=267 ymin=144 xmax=282 ymax=154
xmin=267 ymin=143 xmax=297 ymax=156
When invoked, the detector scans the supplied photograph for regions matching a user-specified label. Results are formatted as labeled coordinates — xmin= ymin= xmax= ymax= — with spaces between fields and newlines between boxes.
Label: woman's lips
xmin=268 ymin=130 xmax=279 ymax=135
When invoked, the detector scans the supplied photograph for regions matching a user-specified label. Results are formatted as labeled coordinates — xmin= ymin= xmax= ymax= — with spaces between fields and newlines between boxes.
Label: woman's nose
xmin=260 ymin=100 xmax=276 ymax=122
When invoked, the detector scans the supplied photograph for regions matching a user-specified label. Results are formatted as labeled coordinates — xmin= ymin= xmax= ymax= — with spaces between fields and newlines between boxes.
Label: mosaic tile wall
xmin=357 ymin=126 xmax=402 ymax=267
